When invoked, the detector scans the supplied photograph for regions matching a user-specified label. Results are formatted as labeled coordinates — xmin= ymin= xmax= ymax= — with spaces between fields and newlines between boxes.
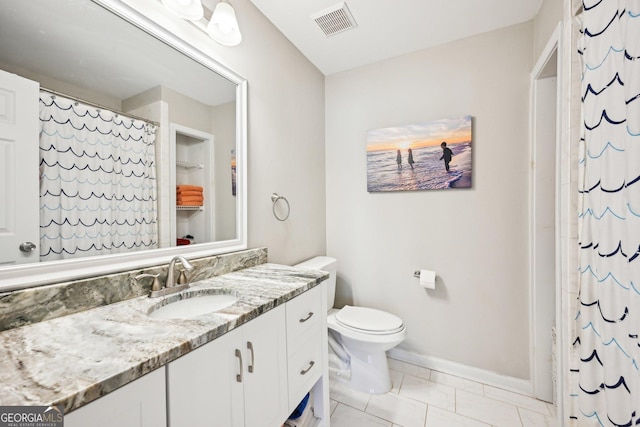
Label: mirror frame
xmin=0 ymin=0 xmax=247 ymax=291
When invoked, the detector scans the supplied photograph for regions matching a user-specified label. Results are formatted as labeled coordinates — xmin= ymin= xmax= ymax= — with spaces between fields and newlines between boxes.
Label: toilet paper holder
xmin=414 ymin=269 xmax=437 ymax=289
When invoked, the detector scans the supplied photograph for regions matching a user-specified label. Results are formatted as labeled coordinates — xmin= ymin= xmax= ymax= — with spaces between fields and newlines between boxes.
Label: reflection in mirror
xmin=0 ymin=0 xmax=246 ymax=287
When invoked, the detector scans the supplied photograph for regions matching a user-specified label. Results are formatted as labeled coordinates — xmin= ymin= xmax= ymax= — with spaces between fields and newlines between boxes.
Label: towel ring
xmin=271 ymin=193 xmax=290 ymax=221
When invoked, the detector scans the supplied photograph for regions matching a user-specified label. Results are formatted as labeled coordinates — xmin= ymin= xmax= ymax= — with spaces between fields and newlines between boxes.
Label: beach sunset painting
xmin=366 ymin=115 xmax=472 ymax=192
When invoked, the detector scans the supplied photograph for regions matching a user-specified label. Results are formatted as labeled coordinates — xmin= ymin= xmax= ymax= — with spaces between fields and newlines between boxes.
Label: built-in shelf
xmin=176 ymin=160 xmax=204 ymax=170
xmin=176 ymin=205 xmax=204 ymax=211
xmin=171 ymin=123 xmax=213 ymax=245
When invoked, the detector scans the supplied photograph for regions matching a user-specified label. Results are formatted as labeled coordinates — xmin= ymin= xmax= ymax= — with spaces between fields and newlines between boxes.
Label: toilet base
xmin=326 ymin=308 xmax=406 ymax=394
xmin=329 ymin=345 xmax=392 ymax=394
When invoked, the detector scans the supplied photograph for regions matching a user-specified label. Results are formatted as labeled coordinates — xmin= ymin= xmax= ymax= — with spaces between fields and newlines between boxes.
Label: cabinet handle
xmin=300 ymin=361 xmax=315 ymax=375
xmin=247 ymin=341 xmax=255 ymax=373
xmin=235 ymin=349 xmax=243 ymax=382
xmin=299 ymin=312 xmax=314 ymax=323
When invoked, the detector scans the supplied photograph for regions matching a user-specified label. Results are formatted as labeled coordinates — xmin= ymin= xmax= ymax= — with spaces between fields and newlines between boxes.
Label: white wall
xmin=124 ymin=0 xmax=552 ymax=383
xmin=533 ymin=0 xmax=563 ymax=61
xmin=212 ymin=101 xmax=237 ymax=242
xmin=0 ymin=60 xmax=123 ymax=110
xmin=326 ymin=22 xmax=534 ymax=379
xmin=122 ymin=0 xmax=327 ymax=265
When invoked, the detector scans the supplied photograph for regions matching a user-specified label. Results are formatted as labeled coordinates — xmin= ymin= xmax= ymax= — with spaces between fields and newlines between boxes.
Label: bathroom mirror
xmin=0 ymin=0 xmax=247 ymax=290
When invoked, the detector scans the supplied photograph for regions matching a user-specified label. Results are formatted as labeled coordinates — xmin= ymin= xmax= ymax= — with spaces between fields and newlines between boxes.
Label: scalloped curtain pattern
xmin=573 ymin=0 xmax=640 ymax=425
xmin=39 ymin=92 xmax=158 ymax=262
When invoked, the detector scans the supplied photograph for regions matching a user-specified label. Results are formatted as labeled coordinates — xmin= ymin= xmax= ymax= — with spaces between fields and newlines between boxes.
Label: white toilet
xmin=295 ymin=256 xmax=406 ymax=394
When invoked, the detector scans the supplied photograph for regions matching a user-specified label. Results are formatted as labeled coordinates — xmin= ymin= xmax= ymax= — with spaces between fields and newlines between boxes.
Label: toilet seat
xmin=335 ymin=306 xmax=404 ymax=335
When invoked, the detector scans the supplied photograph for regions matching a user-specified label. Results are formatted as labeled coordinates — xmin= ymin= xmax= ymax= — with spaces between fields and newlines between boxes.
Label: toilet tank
xmin=294 ymin=256 xmax=337 ymax=309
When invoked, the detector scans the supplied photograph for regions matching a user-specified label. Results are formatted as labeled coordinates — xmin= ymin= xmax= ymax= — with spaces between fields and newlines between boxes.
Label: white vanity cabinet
xmin=65 ymin=368 xmax=166 ymax=427
xmin=164 ymin=282 xmax=329 ymax=427
xmin=166 ymin=304 xmax=288 ymax=427
xmin=285 ymin=284 xmax=324 ymax=410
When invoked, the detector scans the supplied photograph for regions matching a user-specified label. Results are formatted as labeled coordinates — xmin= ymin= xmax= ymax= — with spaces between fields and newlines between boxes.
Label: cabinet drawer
xmin=286 ymin=285 xmax=322 ymax=353
xmin=287 ymin=334 xmax=322 ymax=409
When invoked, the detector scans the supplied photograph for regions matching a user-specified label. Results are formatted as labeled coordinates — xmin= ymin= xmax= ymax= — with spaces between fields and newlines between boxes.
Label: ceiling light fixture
xmin=207 ymin=1 xmax=242 ymax=46
xmin=161 ymin=0 xmax=204 ymax=21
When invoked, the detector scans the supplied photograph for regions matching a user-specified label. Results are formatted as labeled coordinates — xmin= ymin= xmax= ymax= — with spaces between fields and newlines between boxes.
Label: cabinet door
xmin=167 ymin=327 xmax=244 ymax=427
xmin=242 ymin=305 xmax=288 ymax=427
xmin=65 ymin=368 xmax=166 ymax=427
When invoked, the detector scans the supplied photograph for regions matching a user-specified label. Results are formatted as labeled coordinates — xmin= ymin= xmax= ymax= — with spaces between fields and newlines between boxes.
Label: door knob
xmin=19 ymin=242 xmax=37 ymax=252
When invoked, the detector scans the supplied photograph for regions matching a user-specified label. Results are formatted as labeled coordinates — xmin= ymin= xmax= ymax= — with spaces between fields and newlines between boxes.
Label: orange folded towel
xmin=177 ymin=185 xmax=203 ymax=192
xmin=177 ymin=185 xmax=204 ymax=206
xmin=176 ymin=190 xmax=203 ymax=197
xmin=177 ymin=195 xmax=204 ymax=204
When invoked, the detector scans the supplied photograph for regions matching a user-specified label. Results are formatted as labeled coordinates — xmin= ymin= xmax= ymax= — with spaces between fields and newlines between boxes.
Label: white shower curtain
xmin=39 ymin=92 xmax=158 ymax=261
xmin=574 ymin=0 xmax=640 ymax=425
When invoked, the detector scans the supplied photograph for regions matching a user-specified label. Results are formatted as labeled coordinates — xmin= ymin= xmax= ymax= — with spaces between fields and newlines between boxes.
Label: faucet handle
xmin=135 ymin=273 xmax=161 ymax=292
xmin=177 ymin=270 xmax=189 ymax=285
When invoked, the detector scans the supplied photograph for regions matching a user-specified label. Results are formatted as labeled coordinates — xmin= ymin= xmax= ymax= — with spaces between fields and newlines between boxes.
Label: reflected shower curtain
xmin=39 ymin=92 xmax=158 ymax=261
xmin=573 ymin=0 xmax=640 ymax=425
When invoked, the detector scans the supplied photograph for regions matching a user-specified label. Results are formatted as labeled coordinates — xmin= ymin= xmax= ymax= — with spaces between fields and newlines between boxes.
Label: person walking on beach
xmin=396 ymin=149 xmax=402 ymax=170
xmin=407 ymin=148 xmax=415 ymax=170
xmin=439 ymin=141 xmax=453 ymax=172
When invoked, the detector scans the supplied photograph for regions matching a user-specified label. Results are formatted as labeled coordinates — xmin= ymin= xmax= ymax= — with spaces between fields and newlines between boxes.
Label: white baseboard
xmin=387 ymin=348 xmax=533 ymax=397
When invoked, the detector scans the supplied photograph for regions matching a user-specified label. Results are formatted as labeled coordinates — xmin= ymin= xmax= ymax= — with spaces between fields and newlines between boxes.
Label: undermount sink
xmin=149 ymin=293 xmax=238 ymax=320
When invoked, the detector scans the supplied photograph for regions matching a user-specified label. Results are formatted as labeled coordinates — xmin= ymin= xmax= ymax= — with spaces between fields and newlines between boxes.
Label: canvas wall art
xmin=366 ymin=115 xmax=472 ymax=192
xmin=231 ymin=148 xmax=236 ymax=196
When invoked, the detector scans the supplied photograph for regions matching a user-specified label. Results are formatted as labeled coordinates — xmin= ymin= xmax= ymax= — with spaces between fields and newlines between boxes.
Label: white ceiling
xmin=248 ymin=0 xmax=543 ymax=75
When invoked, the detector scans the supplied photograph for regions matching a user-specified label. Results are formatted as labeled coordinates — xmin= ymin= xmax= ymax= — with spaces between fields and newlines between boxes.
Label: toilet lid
xmin=335 ymin=306 xmax=404 ymax=334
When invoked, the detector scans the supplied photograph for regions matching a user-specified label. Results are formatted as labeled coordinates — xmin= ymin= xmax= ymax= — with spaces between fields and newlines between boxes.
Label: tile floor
xmin=328 ymin=359 xmax=557 ymax=427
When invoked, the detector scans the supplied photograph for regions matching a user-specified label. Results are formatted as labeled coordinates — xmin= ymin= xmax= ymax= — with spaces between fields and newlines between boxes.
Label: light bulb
xmin=207 ymin=1 xmax=242 ymax=46
xmin=218 ymin=21 xmax=233 ymax=34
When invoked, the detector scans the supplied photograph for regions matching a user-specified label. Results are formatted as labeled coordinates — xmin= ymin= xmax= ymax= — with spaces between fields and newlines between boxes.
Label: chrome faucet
xmin=166 ymin=256 xmax=195 ymax=288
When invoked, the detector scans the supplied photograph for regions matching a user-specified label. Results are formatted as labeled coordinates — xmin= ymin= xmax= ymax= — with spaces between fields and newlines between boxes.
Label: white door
xmin=0 ymin=70 xmax=39 ymax=265
xmin=530 ymin=31 xmax=560 ymax=403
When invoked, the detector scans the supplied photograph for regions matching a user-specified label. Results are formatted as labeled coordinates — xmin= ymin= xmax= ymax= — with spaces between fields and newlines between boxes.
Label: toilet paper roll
xmin=419 ymin=269 xmax=436 ymax=289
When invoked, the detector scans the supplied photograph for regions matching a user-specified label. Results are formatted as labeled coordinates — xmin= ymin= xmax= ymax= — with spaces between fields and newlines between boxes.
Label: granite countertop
xmin=0 ymin=263 xmax=327 ymax=413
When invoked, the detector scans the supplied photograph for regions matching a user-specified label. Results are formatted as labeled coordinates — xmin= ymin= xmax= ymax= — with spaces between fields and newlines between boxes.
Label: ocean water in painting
xmin=367 ymin=141 xmax=472 ymax=192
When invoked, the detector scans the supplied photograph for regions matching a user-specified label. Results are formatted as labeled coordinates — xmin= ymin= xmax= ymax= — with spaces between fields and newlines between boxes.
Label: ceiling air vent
xmin=311 ymin=2 xmax=357 ymax=37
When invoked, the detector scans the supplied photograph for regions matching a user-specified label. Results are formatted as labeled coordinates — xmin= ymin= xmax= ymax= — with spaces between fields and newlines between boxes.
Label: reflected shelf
xmin=176 ymin=160 xmax=204 ymax=170
xmin=176 ymin=205 xmax=204 ymax=211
